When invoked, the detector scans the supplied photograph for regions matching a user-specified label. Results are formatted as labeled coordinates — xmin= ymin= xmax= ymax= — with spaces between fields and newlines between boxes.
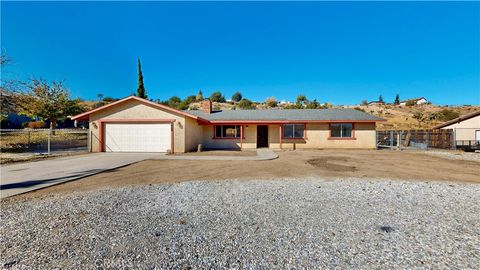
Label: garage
xmin=104 ymin=123 xmax=171 ymax=152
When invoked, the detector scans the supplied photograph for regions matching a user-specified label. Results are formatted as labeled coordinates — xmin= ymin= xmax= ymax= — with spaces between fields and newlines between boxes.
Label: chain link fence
xmin=1 ymin=129 xmax=89 ymax=154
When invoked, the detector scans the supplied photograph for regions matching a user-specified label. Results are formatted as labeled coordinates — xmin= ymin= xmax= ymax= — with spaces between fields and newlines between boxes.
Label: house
xmin=399 ymin=97 xmax=429 ymax=106
xmin=71 ymin=96 xmax=384 ymax=153
xmin=367 ymin=100 xmax=385 ymax=105
xmin=433 ymin=110 xmax=480 ymax=143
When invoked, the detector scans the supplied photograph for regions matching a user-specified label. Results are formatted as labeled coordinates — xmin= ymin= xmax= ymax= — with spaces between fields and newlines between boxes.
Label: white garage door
xmin=104 ymin=123 xmax=171 ymax=152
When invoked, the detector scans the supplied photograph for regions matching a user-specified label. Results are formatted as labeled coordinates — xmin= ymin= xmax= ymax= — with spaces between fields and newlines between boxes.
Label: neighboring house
xmin=367 ymin=100 xmax=385 ymax=105
xmin=433 ymin=110 xmax=480 ymax=143
xmin=399 ymin=97 xmax=429 ymax=106
xmin=72 ymin=96 xmax=384 ymax=153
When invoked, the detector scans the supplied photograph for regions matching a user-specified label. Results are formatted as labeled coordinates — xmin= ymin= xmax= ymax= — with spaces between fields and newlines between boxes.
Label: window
xmin=214 ymin=125 xmax=241 ymax=138
xmin=330 ymin=123 xmax=353 ymax=138
xmin=283 ymin=124 xmax=305 ymax=138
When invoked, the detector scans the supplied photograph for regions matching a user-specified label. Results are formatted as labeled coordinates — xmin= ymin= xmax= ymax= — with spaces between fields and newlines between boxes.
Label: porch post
xmin=170 ymin=122 xmax=175 ymax=154
xmin=240 ymin=125 xmax=243 ymax=149
xmin=279 ymin=124 xmax=283 ymax=149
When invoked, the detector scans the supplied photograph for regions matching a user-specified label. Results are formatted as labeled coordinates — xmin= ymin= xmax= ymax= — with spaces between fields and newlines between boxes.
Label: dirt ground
xmin=25 ymin=149 xmax=480 ymax=197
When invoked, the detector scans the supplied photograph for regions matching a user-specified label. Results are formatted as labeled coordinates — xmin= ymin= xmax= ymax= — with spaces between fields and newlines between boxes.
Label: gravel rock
xmin=420 ymin=150 xmax=480 ymax=162
xmin=1 ymin=179 xmax=479 ymax=269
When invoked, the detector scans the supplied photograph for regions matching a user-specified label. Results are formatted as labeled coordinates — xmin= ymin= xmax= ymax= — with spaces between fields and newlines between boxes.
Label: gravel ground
xmin=1 ymin=179 xmax=479 ymax=269
xmin=420 ymin=150 xmax=480 ymax=162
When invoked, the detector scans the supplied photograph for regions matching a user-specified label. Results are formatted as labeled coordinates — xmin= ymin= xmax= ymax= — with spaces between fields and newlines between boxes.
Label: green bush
xmin=231 ymin=92 xmax=242 ymax=102
xmin=210 ymin=91 xmax=226 ymax=102
xmin=437 ymin=109 xmax=459 ymax=121
xmin=237 ymin=99 xmax=255 ymax=109
xmin=406 ymin=100 xmax=417 ymax=106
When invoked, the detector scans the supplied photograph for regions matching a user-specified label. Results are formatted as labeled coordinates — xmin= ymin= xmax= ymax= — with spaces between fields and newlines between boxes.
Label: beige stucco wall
xmin=184 ymin=117 xmax=204 ymax=152
xmin=201 ymin=122 xmax=376 ymax=150
xmin=269 ymin=123 xmax=376 ymax=149
xmin=88 ymin=99 xmax=189 ymax=153
xmin=201 ymin=124 xmax=257 ymax=149
xmin=440 ymin=115 xmax=480 ymax=141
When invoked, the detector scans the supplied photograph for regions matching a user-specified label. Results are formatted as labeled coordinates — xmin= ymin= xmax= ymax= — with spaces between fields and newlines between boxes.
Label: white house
xmin=399 ymin=97 xmax=429 ymax=106
xmin=433 ymin=110 xmax=480 ymax=143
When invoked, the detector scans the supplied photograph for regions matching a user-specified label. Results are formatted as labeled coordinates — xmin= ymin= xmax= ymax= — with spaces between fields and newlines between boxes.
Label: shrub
xmin=26 ymin=121 xmax=47 ymax=129
xmin=177 ymin=101 xmax=189 ymax=110
xmin=102 ymin=97 xmax=117 ymax=102
xmin=183 ymin=95 xmax=196 ymax=105
xmin=406 ymin=100 xmax=417 ymax=106
xmin=265 ymin=97 xmax=278 ymax=108
xmin=231 ymin=92 xmax=242 ymax=102
xmin=437 ymin=109 xmax=459 ymax=121
xmin=237 ymin=99 xmax=255 ymax=109
xmin=354 ymin=107 xmax=366 ymax=112
xmin=168 ymin=96 xmax=181 ymax=108
xmin=210 ymin=91 xmax=226 ymax=102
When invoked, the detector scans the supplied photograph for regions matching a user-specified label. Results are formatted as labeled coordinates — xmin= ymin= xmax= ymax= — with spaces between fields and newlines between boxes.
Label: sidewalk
xmin=157 ymin=148 xmax=278 ymax=161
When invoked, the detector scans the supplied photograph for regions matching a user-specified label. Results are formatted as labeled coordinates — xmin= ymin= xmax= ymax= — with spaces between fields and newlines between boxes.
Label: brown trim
xmin=98 ymin=118 xmax=176 ymax=152
xmin=201 ymin=120 xmax=384 ymax=125
xmin=328 ymin=122 xmax=356 ymax=140
xmin=170 ymin=122 xmax=174 ymax=154
xmin=71 ymin=96 xmax=207 ymax=122
xmin=240 ymin=125 xmax=243 ymax=149
xmin=279 ymin=124 xmax=283 ymax=149
xmin=98 ymin=118 xmax=176 ymax=123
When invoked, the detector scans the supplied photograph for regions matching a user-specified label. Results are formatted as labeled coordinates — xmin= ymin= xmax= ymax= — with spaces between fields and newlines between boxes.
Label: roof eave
xmin=200 ymin=119 xmax=385 ymax=125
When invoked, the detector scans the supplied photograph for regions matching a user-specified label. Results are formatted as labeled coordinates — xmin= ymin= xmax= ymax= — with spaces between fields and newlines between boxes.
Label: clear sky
xmin=2 ymin=1 xmax=479 ymax=105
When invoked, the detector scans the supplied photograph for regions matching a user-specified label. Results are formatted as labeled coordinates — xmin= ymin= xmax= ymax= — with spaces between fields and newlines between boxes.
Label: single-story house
xmin=71 ymin=96 xmax=384 ymax=153
xmin=433 ymin=110 xmax=480 ymax=142
xmin=399 ymin=97 xmax=429 ymax=106
xmin=367 ymin=100 xmax=385 ymax=105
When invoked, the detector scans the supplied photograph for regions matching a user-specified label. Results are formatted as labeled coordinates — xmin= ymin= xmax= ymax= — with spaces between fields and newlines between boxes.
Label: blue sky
xmin=2 ymin=1 xmax=479 ymax=105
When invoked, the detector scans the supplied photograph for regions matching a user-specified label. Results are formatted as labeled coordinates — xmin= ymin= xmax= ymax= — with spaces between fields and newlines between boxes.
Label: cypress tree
xmin=394 ymin=94 xmax=400 ymax=105
xmin=137 ymin=58 xmax=147 ymax=99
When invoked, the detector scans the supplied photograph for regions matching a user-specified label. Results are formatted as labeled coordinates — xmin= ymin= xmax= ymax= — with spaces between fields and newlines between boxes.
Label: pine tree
xmin=394 ymin=94 xmax=400 ymax=105
xmin=196 ymin=90 xmax=204 ymax=101
xmin=379 ymin=95 xmax=384 ymax=103
xmin=137 ymin=58 xmax=147 ymax=99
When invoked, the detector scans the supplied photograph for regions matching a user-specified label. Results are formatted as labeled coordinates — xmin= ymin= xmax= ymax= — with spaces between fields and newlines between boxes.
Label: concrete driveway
xmin=0 ymin=153 xmax=163 ymax=199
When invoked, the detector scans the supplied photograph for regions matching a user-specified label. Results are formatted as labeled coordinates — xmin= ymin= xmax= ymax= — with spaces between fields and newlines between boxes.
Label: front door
xmin=257 ymin=125 xmax=269 ymax=148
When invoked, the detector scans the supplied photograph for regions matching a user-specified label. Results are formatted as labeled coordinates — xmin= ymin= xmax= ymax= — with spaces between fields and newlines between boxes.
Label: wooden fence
xmin=377 ymin=129 xmax=454 ymax=150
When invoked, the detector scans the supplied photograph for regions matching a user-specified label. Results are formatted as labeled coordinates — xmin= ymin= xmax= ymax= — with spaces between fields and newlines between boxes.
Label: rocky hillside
xmin=342 ymin=104 xmax=479 ymax=130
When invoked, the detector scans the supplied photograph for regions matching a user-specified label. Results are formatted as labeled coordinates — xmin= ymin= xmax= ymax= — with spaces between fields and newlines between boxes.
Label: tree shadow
xmin=0 ymin=168 xmax=118 ymax=190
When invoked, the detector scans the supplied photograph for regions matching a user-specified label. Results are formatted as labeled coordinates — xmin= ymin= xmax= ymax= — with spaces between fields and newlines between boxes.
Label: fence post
xmin=452 ymin=128 xmax=456 ymax=150
xmin=426 ymin=130 xmax=429 ymax=150
xmin=47 ymin=127 xmax=51 ymax=155
xmin=398 ymin=131 xmax=402 ymax=150
xmin=390 ymin=130 xmax=394 ymax=148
